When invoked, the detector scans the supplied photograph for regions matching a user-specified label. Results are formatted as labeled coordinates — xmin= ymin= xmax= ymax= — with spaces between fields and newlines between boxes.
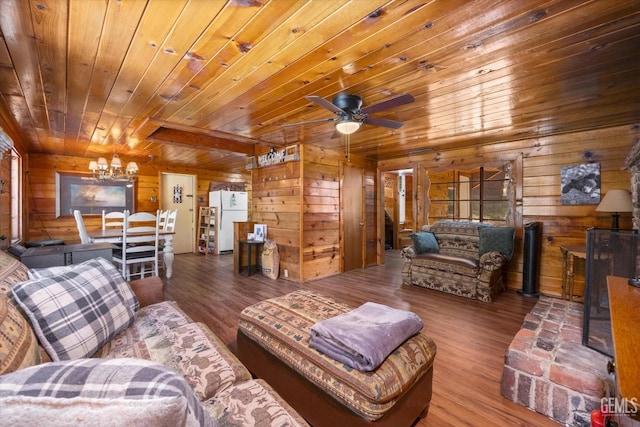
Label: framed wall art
xmin=560 ymin=163 xmax=600 ymax=205
xmin=253 ymin=224 xmax=267 ymax=242
xmin=55 ymin=172 xmax=135 ymax=217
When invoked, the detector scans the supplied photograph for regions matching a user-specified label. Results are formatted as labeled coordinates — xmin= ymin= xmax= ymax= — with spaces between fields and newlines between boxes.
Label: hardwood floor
xmin=164 ymin=250 xmax=559 ymax=427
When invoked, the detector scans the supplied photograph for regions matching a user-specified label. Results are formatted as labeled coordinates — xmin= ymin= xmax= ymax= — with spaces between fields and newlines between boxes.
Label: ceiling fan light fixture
xmin=335 ymin=117 xmax=361 ymax=135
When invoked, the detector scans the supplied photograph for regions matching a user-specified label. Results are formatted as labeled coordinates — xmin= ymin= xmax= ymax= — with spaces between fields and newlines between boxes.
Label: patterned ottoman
xmin=237 ymin=290 xmax=437 ymax=427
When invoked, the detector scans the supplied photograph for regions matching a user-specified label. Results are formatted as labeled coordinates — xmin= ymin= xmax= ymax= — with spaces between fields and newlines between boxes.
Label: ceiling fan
xmin=283 ymin=93 xmax=415 ymax=138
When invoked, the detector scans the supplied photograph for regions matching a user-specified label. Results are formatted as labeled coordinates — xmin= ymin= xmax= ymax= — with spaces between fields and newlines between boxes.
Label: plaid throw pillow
xmin=0 ymin=358 xmax=214 ymax=427
xmin=28 ymin=257 xmax=139 ymax=312
xmin=11 ymin=261 xmax=136 ymax=361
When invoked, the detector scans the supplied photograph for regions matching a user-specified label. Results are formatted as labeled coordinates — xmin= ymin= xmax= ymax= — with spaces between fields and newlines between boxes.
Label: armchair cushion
xmin=408 ymin=232 xmax=439 ymax=254
xmin=0 ymin=251 xmax=30 ymax=300
xmin=478 ymin=227 xmax=515 ymax=260
xmin=11 ymin=260 xmax=136 ymax=361
xmin=415 ymin=253 xmax=479 ymax=270
xmin=129 ymin=276 xmax=164 ymax=307
xmin=0 ymin=297 xmax=41 ymax=375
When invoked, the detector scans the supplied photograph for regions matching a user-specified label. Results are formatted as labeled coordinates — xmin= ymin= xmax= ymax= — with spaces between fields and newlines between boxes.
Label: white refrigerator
xmin=209 ymin=190 xmax=248 ymax=252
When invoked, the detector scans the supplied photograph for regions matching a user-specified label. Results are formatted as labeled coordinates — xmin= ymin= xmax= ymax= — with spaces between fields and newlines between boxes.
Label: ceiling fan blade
xmin=305 ymin=95 xmax=345 ymax=114
xmin=363 ymin=116 xmax=405 ymax=129
xmin=360 ymin=93 xmax=415 ymax=115
xmin=281 ymin=117 xmax=335 ymax=128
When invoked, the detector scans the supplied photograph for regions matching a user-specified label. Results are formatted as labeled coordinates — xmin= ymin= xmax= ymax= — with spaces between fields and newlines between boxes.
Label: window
xmin=427 ymin=165 xmax=511 ymax=225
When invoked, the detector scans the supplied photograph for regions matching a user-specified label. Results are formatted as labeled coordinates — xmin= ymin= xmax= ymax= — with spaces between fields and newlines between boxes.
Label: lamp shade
xmin=335 ymin=117 xmax=361 ymax=135
xmin=595 ymin=189 xmax=633 ymax=213
xmin=126 ymin=162 xmax=138 ymax=173
xmin=110 ymin=154 xmax=122 ymax=168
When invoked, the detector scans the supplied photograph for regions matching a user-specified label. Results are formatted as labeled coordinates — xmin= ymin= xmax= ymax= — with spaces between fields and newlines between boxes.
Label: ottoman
xmin=237 ymin=290 xmax=437 ymax=427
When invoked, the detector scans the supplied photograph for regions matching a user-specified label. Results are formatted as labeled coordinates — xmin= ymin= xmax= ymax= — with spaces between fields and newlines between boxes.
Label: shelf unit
xmin=197 ymin=207 xmax=217 ymax=255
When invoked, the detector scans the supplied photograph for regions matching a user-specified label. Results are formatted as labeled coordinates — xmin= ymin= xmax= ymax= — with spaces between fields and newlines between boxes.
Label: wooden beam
xmin=148 ymin=126 xmax=256 ymax=156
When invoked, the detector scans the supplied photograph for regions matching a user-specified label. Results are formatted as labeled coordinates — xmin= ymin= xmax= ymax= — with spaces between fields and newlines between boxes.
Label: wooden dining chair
xmin=162 ymin=209 xmax=178 ymax=232
xmin=102 ymin=210 xmax=127 ymax=230
xmin=158 ymin=209 xmax=178 ymax=271
xmin=73 ymin=210 xmax=93 ymax=244
xmin=157 ymin=209 xmax=169 ymax=230
xmin=112 ymin=211 xmax=159 ymax=280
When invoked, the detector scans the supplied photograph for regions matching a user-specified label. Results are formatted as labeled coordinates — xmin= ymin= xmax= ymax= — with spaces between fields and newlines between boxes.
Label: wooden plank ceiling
xmin=0 ymin=0 xmax=639 ymax=173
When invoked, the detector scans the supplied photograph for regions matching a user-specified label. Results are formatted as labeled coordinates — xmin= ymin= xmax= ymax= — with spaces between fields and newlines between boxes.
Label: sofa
xmin=401 ymin=221 xmax=515 ymax=302
xmin=0 ymin=251 xmax=309 ymax=426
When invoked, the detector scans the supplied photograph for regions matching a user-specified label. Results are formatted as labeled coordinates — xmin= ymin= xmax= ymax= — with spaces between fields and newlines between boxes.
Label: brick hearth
xmin=501 ymin=296 xmax=614 ymax=426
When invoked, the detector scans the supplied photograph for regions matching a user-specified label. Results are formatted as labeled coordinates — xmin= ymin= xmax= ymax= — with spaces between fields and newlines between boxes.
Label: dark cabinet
xmin=20 ymin=243 xmax=115 ymax=269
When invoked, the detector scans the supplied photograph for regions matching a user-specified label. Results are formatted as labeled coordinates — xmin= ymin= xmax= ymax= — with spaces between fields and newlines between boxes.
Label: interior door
xmin=160 ymin=173 xmax=195 ymax=254
xmin=343 ymin=165 xmax=364 ymax=271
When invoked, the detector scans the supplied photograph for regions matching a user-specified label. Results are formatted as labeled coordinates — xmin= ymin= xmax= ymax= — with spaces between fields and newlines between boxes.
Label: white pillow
xmin=12 ymin=260 xmax=136 ymax=360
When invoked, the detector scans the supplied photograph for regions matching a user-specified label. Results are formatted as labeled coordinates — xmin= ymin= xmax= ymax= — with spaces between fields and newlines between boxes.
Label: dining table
xmin=87 ymin=229 xmax=176 ymax=278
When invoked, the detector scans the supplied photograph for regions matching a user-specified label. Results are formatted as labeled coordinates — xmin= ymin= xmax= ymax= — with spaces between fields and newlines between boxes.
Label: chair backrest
xmin=121 ymin=211 xmax=159 ymax=256
xmin=102 ymin=210 xmax=127 ymax=230
xmin=115 ymin=211 xmax=160 ymax=279
xmin=125 ymin=211 xmax=158 ymax=241
xmin=157 ymin=210 xmax=169 ymax=230
xmin=163 ymin=209 xmax=178 ymax=232
xmin=73 ymin=210 xmax=92 ymax=244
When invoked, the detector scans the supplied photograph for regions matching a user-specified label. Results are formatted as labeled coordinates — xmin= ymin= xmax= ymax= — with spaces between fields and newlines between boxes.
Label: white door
xmin=161 ymin=173 xmax=195 ymax=254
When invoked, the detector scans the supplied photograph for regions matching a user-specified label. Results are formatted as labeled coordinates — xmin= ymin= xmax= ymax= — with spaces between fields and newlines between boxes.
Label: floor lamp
xmin=595 ymin=189 xmax=633 ymax=232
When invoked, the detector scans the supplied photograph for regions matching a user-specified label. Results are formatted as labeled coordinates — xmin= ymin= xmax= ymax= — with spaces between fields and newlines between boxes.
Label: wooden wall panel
xmin=302 ymin=144 xmax=379 ymax=281
xmin=379 ymin=124 xmax=636 ymax=298
xmin=250 ymin=144 xmax=378 ymax=284
xmin=0 ymin=151 xmax=11 ymax=249
xmin=364 ymin=168 xmax=379 ymax=266
xmin=303 ymin=147 xmax=340 ymax=281
xmin=252 ymin=159 xmax=302 ymax=281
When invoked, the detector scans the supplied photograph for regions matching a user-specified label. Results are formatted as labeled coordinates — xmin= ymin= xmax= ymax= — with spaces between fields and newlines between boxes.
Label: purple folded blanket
xmin=309 ymin=302 xmax=423 ymax=371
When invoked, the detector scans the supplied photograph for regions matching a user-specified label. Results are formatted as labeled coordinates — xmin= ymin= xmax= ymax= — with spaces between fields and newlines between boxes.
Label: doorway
xmin=160 ymin=173 xmax=195 ymax=254
xmin=342 ymin=165 xmax=364 ymax=271
xmin=383 ymin=170 xmax=414 ymax=249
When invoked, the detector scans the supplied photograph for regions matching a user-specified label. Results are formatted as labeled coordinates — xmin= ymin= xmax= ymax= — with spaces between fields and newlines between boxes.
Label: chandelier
xmin=88 ymin=154 xmax=138 ymax=182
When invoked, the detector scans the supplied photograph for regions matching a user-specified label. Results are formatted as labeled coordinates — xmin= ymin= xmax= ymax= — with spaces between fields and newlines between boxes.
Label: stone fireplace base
xmin=501 ymin=296 xmax=613 ymax=426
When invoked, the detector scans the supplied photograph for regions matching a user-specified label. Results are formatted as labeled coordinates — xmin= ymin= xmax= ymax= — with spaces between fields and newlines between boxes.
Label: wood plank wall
xmin=379 ymin=124 xmax=637 ymax=297
xmin=364 ymin=161 xmax=379 ymax=267
xmin=251 ymin=158 xmax=302 ymax=281
xmin=252 ymin=144 xmax=379 ymax=283
xmin=304 ymin=145 xmax=378 ymax=279
xmin=0 ymin=151 xmax=10 ymax=250
xmin=24 ymin=153 xmax=250 ymax=244
xmin=303 ymin=145 xmax=340 ymax=280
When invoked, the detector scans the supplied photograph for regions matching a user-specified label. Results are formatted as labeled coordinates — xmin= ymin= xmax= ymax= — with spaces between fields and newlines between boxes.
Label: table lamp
xmin=595 ymin=189 xmax=633 ymax=231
